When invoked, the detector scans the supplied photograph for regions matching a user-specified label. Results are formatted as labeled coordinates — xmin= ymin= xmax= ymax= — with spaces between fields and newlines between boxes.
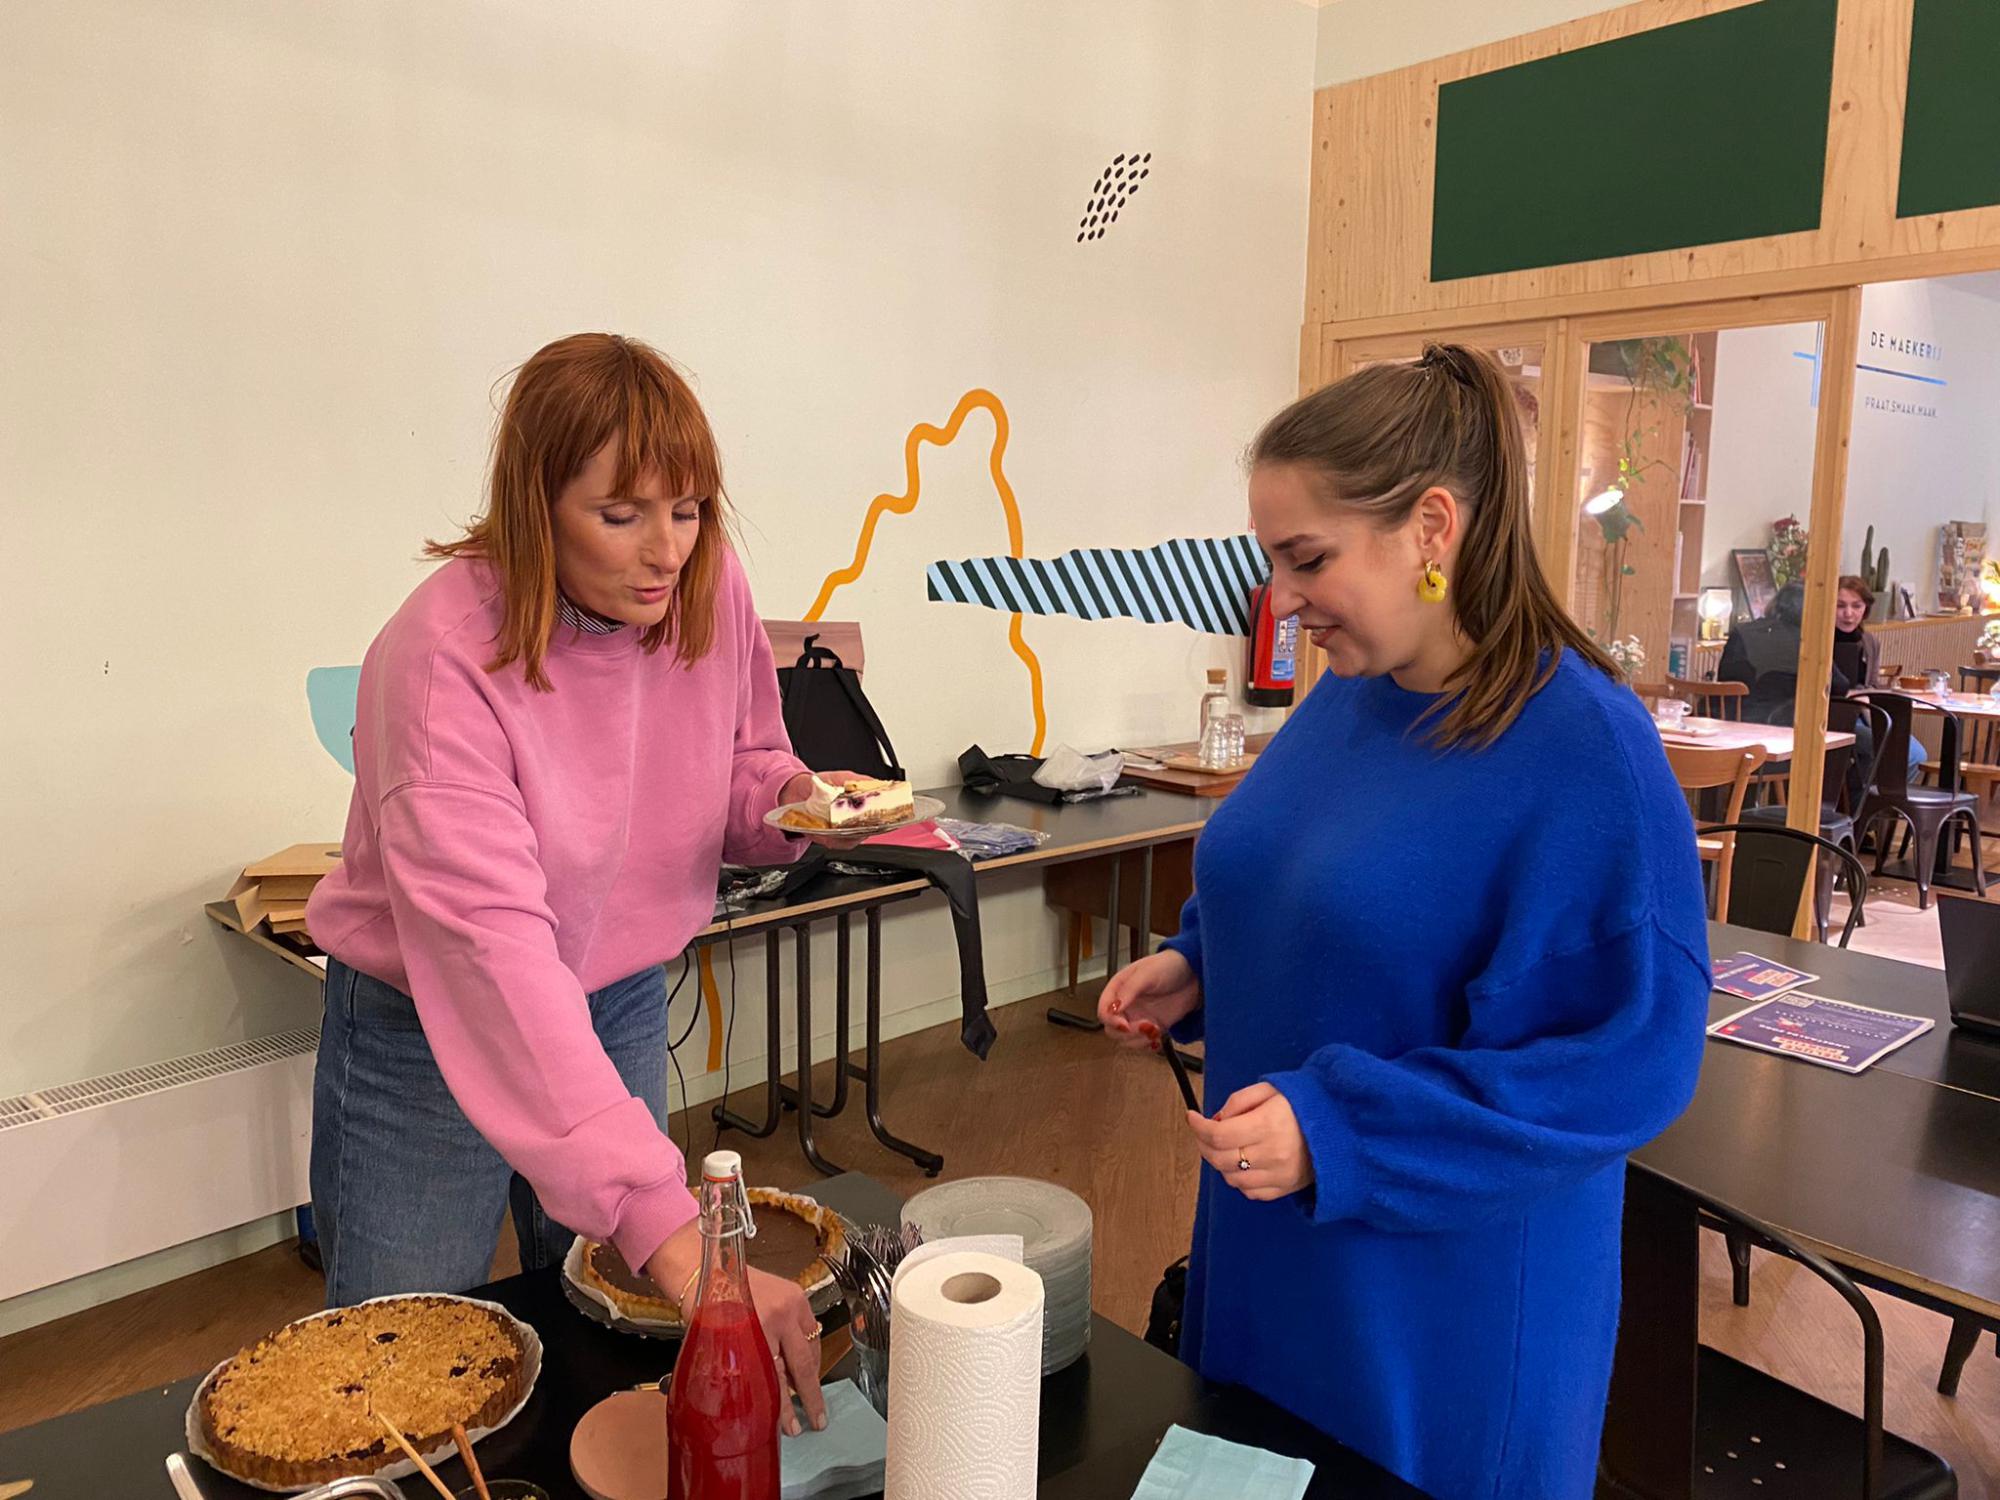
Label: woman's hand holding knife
xmin=1100 ymin=950 xmax=1314 ymax=1201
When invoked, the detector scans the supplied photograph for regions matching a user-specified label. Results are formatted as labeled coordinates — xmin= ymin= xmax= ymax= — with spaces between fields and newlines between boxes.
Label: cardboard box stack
xmin=225 ymin=843 xmax=342 ymax=942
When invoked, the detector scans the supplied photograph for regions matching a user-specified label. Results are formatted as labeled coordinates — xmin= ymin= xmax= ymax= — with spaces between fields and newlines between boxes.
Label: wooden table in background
xmin=1658 ymin=718 xmax=1855 ymax=758
xmin=1041 ymin=733 xmax=1274 ymax=988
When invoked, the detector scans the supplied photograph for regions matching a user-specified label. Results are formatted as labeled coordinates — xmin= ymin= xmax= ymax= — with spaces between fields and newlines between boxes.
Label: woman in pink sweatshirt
xmin=307 ymin=333 xmax=833 ymax=1430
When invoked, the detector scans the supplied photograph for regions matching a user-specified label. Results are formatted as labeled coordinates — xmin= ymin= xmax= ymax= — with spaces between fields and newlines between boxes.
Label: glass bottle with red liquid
xmin=666 ymin=1150 xmax=782 ymax=1500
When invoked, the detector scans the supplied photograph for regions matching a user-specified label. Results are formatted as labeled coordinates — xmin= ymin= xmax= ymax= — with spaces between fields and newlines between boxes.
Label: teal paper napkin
xmin=1131 ymin=1424 xmax=1316 ymax=1500
xmin=780 ymin=1379 xmax=888 ymax=1500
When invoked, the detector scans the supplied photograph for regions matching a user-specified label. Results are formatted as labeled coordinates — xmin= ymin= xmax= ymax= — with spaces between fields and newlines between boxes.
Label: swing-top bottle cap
xmin=701 ymin=1150 xmax=744 ymax=1183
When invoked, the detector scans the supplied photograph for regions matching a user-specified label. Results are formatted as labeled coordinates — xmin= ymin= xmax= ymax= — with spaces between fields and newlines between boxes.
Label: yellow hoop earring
xmin=1418 ymin=560 xmax=1449 ymax=604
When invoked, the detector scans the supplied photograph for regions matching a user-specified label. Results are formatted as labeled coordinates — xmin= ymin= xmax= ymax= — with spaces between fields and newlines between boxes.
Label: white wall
xmin=0 ymin=0 xmax=1315 ymax=1278
xmin=1845 ymin=277 xmax=2000 ymax=605
xmin=1701 ymin=277 xmax=2000 ymax=602
xmin=1315 ymin=0 xmax=1631 ymax=87
xmin=1702 ymin=322 xmax=1821 ymax=582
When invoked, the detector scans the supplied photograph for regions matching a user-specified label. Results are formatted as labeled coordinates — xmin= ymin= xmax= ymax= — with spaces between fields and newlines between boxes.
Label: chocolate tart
xmin=573 ymin=1187 xmax=845 ymax=1326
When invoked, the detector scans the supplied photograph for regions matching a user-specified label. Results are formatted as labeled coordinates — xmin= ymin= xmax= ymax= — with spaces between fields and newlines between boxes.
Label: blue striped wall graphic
xmin=926 ymin=535 xmax=1271 ymax=637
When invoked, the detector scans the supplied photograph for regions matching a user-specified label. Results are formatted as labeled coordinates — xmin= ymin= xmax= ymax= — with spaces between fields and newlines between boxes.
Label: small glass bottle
xmin=1198 ymin=669 xmax=1230 ymax=747
xmin=666 ymin=1151 xmax=781 ymax=1500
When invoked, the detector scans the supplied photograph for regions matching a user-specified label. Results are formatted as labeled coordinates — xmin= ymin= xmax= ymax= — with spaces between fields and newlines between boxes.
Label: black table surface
xmin=2 ymin=1175 xmax=1426 ymax=1500
xmin=1706 ymin=920 xmax=2000 ymax=1102
xmin=1630 ymin=924 xmax=2000 ymax=1318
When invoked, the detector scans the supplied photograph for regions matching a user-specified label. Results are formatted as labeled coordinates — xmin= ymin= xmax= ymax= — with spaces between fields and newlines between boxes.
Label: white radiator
xmin=0 ymin=1029 xmax=318 ymax=1302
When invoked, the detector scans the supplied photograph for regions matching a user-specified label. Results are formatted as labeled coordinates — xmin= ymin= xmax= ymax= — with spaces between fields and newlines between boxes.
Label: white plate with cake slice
xmin=766 ymin=775 xmax=943 ymax=837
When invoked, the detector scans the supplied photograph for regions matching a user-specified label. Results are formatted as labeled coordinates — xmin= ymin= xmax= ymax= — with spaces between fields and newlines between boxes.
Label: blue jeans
xmin=310 ymin=958 xmax=669 ymax=1307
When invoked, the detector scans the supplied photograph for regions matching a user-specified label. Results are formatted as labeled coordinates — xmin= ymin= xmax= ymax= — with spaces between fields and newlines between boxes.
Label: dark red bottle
xmin=666 ymin=1150 xmax=782 ymax=1500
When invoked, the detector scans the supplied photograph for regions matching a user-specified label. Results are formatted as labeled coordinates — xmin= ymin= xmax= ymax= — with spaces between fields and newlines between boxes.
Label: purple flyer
xmin=1708 ymin=992 xmax=1934 ymax=1074
xmin=1711 ymin=951 xmax=1816 ymax=1001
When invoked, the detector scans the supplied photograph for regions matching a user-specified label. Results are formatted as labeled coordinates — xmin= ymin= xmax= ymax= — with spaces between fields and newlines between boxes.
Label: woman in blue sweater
xmin=1100 ymin=343 xmax=1711 ymax=1500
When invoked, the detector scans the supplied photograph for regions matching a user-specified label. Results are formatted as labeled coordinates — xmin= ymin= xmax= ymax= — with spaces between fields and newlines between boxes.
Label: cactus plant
xmin=1856 ymin=524 xmax=1888 ymax=604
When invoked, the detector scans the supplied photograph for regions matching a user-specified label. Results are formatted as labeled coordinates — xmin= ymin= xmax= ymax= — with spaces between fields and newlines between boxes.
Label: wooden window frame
xmin=1299 ymin=291 xmax=1864 ymax=936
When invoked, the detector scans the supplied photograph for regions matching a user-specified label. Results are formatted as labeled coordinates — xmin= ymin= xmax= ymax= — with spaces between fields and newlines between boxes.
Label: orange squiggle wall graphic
xmin=804 ymin=389 xmax=1048 ymax=755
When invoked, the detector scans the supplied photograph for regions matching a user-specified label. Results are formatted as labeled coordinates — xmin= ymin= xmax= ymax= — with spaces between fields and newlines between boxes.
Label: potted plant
xmin=1770 ymin=515 xmax=1809 ymax=589
xmin=1585 ymin=491 xmax=1643 ymax=644
xmin=1607 ymin=634 xmax=1646 ymax=685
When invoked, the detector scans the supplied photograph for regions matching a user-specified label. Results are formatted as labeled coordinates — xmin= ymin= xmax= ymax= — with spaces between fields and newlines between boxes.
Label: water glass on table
xmin=1654 ymin=698 xmax=1691 ymax=733
xmin=1198 ymin=713 xmax=1247 ymax=769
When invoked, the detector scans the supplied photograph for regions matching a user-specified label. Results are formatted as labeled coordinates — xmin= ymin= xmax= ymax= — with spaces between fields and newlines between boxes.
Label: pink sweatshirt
xmin=307 ymin=551 xmax=806 ymax=1274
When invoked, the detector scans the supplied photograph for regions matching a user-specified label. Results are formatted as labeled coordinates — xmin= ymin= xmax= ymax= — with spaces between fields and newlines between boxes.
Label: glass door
xmin=1567 ymin=311 xmax=1828 ymax=704
xmin=1561 ymin=292 xmax=1863 ymax=915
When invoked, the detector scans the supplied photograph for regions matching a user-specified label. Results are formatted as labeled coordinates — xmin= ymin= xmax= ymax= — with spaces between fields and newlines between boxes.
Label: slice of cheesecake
xmin=801 ymin=774 xmax=915 ymax=829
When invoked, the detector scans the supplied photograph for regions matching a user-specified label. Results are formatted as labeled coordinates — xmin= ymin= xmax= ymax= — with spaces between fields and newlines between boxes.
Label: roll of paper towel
xmin=885 ymin=1249 xmax=1044 ymax=1500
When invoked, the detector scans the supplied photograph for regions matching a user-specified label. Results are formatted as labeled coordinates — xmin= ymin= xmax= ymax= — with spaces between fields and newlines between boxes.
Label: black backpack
xmin=777 ymin=636 xmax=905 ymax=781
xmin=1145 ymin=1256 xmax=1190 ymax=1355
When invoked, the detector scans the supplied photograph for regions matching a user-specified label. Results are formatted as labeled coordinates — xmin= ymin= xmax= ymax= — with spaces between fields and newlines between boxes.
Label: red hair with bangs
xmin=428 ymin=333 xmax=732 ymax=691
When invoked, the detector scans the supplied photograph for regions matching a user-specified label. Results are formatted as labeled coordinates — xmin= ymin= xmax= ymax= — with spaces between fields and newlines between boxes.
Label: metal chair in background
xmin=1702 ymin=821 xmax=1869 ymax=950
xmin=1674 ymin=1178 xmax=1958 ymax=1499
xmin=1738 ymin=697 xmax=1882 ymax=937
xmin=1851 ymin=691 xmax=1987 ymax=909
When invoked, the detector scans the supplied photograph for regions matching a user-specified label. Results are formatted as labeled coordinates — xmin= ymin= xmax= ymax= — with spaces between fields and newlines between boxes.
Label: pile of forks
xmin=828 ymin=1221 xmax=923 ymax=1414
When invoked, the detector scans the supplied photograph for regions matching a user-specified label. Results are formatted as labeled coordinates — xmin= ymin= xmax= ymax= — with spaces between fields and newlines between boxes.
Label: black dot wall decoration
xmin=1075 ymin=150 xmax=1152 ymax=245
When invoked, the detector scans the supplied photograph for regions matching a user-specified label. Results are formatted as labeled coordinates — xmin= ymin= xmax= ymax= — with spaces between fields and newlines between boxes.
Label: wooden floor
xmin=1838 ymin=837 xmax=2000 ymax=969
xmin=2 ymin=982 xmax=1995 ymax=1495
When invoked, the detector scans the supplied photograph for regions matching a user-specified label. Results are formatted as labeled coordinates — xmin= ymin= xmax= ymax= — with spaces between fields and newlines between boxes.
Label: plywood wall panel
xmin=1305 ymin=0 xmax=2000 ymax=335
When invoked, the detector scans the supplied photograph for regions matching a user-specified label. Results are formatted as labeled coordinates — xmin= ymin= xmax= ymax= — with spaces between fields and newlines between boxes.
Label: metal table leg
xmin=829 ymin=913 xmax=853 ymax=1115
xmin=780 ymin=914 xmax=850 ymax=1121
xmin=788 ymin=922 xmax=845 ymax=1177
xmin=713 ymin=929 xmax=785 ymax=1139
xmin=1048 ymin=849 xmax=1130 ymax=1031
xmin=1121 ymin=846 xmax=1200 ymax=1078
xmin=1134 ymin=846 xmax=1152 ymax=968
xmin=845 ymin=905 xmax=946 ymax=1176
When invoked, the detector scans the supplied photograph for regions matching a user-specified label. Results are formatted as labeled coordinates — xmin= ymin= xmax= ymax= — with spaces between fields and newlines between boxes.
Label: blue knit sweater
xmin=1163 ymin=651 xmax=1711 ymax=1500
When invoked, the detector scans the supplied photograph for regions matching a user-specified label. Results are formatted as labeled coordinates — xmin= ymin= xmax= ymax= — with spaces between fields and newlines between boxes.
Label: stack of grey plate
xmin=900 ymin=1176 xmax=1093 ymax=1374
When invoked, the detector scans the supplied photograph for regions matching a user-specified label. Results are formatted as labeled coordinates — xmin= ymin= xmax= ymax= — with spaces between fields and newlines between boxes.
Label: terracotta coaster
xmin=570 ymin=1388 xmax=668 ymax=1500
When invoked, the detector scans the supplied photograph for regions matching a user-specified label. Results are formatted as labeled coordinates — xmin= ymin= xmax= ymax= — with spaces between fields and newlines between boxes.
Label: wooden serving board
xmin=1118 ymin=739 xmax=1268 ymax=798
xmin=1121 ymin=761 xmax=1253 ymax=798
xmin=1160 ymin=753 xmax=1257 ymax=775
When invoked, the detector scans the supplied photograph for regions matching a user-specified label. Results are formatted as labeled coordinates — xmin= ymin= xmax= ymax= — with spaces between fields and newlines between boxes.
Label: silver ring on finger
xmin=1236 ymin=1155 xmax=1252 ymax=1173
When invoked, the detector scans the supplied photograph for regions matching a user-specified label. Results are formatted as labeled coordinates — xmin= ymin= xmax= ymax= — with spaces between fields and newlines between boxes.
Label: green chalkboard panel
xmin=1898 ymin=0 xmax=2000 ymax=218
xmin=1430 ymin=0 xmax=1837 ymax=282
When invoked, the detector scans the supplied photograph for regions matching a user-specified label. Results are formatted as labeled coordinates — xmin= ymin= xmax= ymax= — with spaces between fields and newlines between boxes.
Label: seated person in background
xmin=1831 ymin=573 xmax=1924 ymax=798
xmin=1720 ymin=577 xmax=1918 ymax=804
xmin=1718 ymin=582 xmax=1835 ymax=724
xmin=1832 ymin=574 xmax=1882 ymax=690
